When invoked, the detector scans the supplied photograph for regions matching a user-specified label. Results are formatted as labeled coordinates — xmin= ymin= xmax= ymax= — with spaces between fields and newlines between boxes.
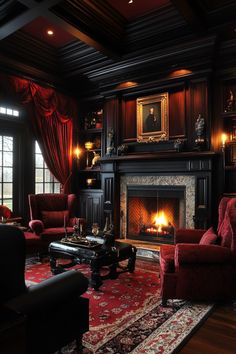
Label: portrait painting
xmin=137 ymin=93 xmax=169 ymax=141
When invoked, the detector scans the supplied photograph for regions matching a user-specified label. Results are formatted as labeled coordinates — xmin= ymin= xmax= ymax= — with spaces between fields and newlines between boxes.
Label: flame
xmin=153 ymin=210 xmax=168 ymax=232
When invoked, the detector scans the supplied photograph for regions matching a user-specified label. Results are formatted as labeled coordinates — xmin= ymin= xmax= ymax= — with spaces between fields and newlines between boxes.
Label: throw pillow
xmin=218 ymin=216 xmax=232 ymax=248
xmin=199 ymin=227 xmax=218 ymax=245
xmin=41 ymin=210 xmax=69 ymax=228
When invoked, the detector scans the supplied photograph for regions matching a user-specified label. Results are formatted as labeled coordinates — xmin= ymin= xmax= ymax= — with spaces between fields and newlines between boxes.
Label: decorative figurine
xmin=225 ymin=90 xmax=235 ymax=112
xmin=106 ymin=129 xmax=116 ymax=156
xmin=194 ymin=113 xmax=206 ymax=150
xmin=174 ymin=138 xmax=184 ymax=152
xmin=91 ymin=151 xmax=101 ymax=167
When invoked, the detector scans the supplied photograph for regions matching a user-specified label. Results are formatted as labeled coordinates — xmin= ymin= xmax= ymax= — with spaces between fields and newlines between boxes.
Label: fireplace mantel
xmin=100 ymin=150 xmax=218 ymax=236
xmin=101 ymin=150 xmax=217 ymax=164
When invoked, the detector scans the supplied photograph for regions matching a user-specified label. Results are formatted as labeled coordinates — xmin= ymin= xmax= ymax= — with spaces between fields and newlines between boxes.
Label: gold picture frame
xmin=137 ymin=93 xmax=169 ymax=142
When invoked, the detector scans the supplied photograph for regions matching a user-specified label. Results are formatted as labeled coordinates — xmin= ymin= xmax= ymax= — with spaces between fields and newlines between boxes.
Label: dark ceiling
xmin=0 ymin=0 xmax=236 ymax=96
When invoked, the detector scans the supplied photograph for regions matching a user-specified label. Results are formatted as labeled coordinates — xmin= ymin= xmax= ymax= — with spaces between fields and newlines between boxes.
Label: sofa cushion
xmin=218 ymin=216 xmax=232 ymax=248
xmin=41 ymin=210 xmax=69 ymax=228
xmin=199 ymin=227 xmax=218 ymax=245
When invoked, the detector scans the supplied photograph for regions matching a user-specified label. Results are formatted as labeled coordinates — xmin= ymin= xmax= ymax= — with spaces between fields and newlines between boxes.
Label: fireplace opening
xmin=127 ymin=186 xmax=186 ymax=244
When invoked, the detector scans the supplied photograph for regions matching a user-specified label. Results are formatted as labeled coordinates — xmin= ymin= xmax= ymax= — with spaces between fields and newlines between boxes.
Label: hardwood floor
xmin=179 ymin=304 xmax=236 ymax=354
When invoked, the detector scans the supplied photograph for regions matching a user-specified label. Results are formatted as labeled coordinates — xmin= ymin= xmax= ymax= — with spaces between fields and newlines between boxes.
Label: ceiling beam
xmin=170 ymin=0 xmax=206 ymax=33
xmin=44 ymin=10 xmax=119 ymax=59
xmin=0 ymin=0 xmax=119 ymax=59
xmin=0 ymin=0 xmax=62 ymax=40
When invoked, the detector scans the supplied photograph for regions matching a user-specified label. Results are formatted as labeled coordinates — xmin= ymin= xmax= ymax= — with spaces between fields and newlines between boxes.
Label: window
xmin=0 ymin=135 xmax=13 ymax=210
xmin=35 ymin=141 xmax=60 ymax=193
xmin=0 ymin=106 xmax=19 ymax=117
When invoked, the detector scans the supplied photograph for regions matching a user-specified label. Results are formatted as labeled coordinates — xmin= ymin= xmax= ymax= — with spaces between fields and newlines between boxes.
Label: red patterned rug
xmin=25 ymin=258 xmax=213 ymax=354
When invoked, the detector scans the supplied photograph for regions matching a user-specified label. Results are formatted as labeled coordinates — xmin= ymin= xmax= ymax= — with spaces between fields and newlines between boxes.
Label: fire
xmin=153 ymin=210 xmax=168 ymax=232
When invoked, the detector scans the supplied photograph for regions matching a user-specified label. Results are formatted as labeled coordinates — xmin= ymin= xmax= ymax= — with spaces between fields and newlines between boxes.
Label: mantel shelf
xmin=100 ymin=150 xmax=217 ymax=163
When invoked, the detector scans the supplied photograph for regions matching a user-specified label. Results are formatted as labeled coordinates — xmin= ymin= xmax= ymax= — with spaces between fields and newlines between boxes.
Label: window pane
xmin=3 ymin=137 xmax=13 ymax=151
xmin=3 ymin=183 xmax=12 ymax=198
xmin=0 ymin=136 xmax=2 ymax=147
xmin=0 ymin=107 xmax=6 ymax=114
xmin=35 ymin=141 xmax=41 ymax=154
xmin=3 ymin=167 xmax=12 ymax=182
xmin=3 ymin=199 xmax=12 ymax=210
xmin=44 ymin=183 xmax=52 ymax=193
xmin=54 ymin=183 xmax=60 ymax=193
xmin=35 ymin=141 xmax=59 ymax=194
xmin=3 ymin=151 xmax=13 ymax=166
xmin=0 ymin=153 xmax=2 ymax=166
xmin=6 ymin=108 xmax=12 ymax=115
xmin=13 ymin=110 xmax=19 ymax=117
xmin=35 ymin=168 xmax=43 ymax=182
xmin=35 ymin=154 xmax=44 ymax=168
xmin=45 ymin=169 xmax=52 ymax=182
xmin=0 ymin=184 xmax=2 ymax=199
xmin=35 ymin=184 xmax=43 ymax=194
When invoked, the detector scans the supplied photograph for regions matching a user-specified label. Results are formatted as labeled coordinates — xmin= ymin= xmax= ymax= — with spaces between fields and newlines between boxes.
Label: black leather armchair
xmin=0 ymin=225 xmax=89 ymax=354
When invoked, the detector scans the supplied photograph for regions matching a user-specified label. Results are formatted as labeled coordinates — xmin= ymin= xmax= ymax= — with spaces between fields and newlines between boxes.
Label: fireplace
xmin=127 ymin=186 xmax=185 ymax=244
xmin=120 ymin=175 xmax=196 ymax=244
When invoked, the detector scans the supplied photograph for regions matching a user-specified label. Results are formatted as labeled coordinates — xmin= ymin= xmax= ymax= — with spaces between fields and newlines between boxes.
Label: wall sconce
xmin=73 ymin=147 xmax=82 ymax=159
xmin=221 ymin=133 xmax=227 ymax=149
xmin=85 ymin=141 xmax=94 ymax=168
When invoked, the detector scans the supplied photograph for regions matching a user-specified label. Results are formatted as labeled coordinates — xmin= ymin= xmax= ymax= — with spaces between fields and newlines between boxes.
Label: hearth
xmin=120 ymin=175 xmax=196 ymax=245
xmin=126 ymin=186 xmax=185 ymax=244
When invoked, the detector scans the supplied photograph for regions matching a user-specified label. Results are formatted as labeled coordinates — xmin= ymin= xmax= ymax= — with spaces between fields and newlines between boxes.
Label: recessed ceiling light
xmin=128 ymin=0 xmax=134 ymax=4
xmin=47 ymin=29 xmax=54 ymax=36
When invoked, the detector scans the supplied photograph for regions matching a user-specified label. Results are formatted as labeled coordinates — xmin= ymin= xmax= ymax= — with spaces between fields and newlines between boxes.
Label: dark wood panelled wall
xmin=107 ymin=78 xmax=209 ymax=151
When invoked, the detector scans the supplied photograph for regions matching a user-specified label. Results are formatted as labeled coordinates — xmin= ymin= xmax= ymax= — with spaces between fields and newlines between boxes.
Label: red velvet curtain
xmin=9 ymin=76 xmax=76 ymax=193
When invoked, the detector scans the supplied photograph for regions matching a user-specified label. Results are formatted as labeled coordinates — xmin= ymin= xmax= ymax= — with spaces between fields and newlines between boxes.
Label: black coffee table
xmin=48 ymin=239 xmax=137 ymax=290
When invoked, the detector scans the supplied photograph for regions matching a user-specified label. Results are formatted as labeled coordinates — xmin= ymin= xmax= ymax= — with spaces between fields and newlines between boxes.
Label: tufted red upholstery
xmin=160 ymin=197 xmax=236 ymax=305
xmin=27 ymin=194 xmax=85 ymax=254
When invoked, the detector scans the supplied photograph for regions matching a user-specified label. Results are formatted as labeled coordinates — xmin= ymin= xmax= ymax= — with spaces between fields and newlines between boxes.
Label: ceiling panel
xmin=106 ymin=0 xmax=170 ymax=20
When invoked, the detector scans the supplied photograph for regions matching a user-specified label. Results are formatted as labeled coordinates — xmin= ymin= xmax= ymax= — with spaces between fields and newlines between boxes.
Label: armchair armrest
xmin=175 ymin=243 xmax=231 ymax=266
xmin=175 ymin=228 xmax=206 ymax=244
xmin=6 ymin=270 xmax=88 ymax=315
xmin=29 ymin=220 xmax=44 ymax=235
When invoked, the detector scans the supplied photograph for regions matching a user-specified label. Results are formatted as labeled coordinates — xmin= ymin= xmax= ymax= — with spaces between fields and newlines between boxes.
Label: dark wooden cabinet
xmin=78 ymin=189 xmax=103 ymax=228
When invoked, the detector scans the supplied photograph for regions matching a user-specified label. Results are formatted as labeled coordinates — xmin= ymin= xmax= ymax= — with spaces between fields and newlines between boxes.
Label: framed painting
xmin=137 ymin=93 xmax=169 ymax=141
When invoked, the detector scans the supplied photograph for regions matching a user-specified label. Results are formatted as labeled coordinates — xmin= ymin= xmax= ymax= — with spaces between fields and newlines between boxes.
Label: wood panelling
xmin=169 ymin=87 xmax=186 ymax=138
xmin=186 ymin=78 xmax=209 ymax=150
xmin=121 ymin=85 xmax=187 ymax=142
xmin=122 ymin=99 xmax=136 ymax=143
xmin=103 ymin=96 xmax=120 ymax=154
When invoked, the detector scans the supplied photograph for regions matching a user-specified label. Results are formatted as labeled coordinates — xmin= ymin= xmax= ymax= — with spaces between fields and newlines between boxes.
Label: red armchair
xmin=28 ymin=193 xmax=84 ymax=253
xmin=159 ymin=197 xmax=236 ymax=305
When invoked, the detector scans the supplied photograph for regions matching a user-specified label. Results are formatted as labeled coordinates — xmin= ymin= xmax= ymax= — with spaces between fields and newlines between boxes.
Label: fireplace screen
xmin=127 ymin=186 xmax=185 ymax=243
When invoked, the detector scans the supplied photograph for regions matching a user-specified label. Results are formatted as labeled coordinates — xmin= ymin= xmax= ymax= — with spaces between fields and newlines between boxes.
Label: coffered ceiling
xmin=0 ymin=0 xmax=236 ymax=95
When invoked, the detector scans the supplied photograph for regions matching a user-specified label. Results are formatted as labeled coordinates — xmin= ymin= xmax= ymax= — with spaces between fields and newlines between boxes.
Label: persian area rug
xmin=25 ymin=258 xmax=213 ymax=354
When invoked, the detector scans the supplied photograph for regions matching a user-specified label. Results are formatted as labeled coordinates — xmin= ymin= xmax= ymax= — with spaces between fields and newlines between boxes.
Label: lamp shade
xmin=85 ymin=141 xmax=94 ymax=150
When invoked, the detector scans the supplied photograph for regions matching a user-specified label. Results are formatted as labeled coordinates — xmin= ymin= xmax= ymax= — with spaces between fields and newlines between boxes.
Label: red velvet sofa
xmin=160 ymin=197 xmax=236 ymax=305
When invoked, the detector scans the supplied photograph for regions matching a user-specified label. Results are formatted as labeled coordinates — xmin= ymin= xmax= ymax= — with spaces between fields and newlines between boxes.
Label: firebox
xmin=127 ymin=186 xmax=186 ymax=244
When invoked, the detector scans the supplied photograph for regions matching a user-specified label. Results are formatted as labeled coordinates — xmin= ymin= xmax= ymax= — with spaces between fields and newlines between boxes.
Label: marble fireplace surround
xmin=120 ymin=175 xmax=196 ymax=239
